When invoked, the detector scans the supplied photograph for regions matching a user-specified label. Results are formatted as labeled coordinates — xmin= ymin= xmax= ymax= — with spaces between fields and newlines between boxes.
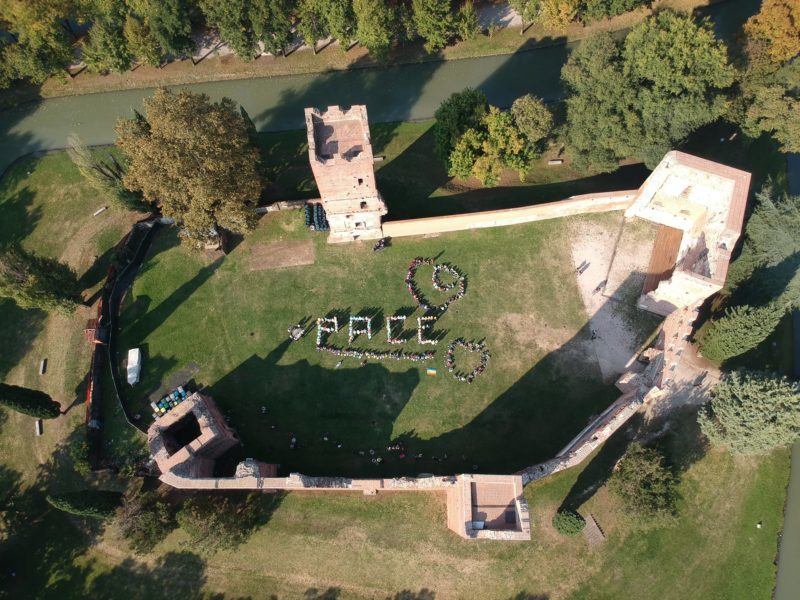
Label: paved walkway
xmin=0 ymin=0 xmax=759 ymax=177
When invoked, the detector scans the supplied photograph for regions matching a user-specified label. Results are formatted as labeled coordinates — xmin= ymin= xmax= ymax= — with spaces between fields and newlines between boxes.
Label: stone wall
xmin=381 ymin=191 xmax=637 ymax=238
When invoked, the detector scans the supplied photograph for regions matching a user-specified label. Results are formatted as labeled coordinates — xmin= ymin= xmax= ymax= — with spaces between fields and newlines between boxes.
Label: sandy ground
xmin=568 ymin=214 xmax=656 ymax=383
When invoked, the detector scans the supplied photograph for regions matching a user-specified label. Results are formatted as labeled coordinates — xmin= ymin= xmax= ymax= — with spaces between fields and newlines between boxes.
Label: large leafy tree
xmin=115 ymin=89 xmax=263 ymax=248
xmin=47 ymin=490 xmax=122 ymax=519
xmin=353 ymin=0 xmax=394 ymax=60
xmin=0 ymin=383 xmax=61 ymax=419
xmin=563 ymin=12 xmax=734 ymax=171
xmin=412 ymin=0 xmax=453 ymax=53
xmin=455 ymin=1 xmax=479 ymax=41
xmin=538 ymin=0 xmax=577 ymax=32
xmin=698 ymin=370 xmax=800 ymax=455
xmin=743 ymin=0 xmax=800 ymax=64
xmin=622 ymin=11 xmax=734 ymax=167
xmin=433 ymin=87 xmax=488 ymax=167
xmin=0 ymin=0 xmax=75 ymax=86
xmin=0 ymin=246 xmax=80 ymax=312
xmin=610 ymin=442 xmax=678 ymax=518
xmin=123 ymin=13 xmax=162 ymax=66
xmin=449 ymin=106 xmax=532 ymax=186
xmin=562 ymin=33 xmax=634 ymax=172
xmin=510 ymin=94 xmax=553 ymax=150
xmin=176 ymin=493 xmax=267 ymax=552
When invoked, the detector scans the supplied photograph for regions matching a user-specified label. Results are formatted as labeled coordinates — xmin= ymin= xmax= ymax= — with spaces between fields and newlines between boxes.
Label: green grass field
xmin=119 ymin=209 xmax=619 ymax=477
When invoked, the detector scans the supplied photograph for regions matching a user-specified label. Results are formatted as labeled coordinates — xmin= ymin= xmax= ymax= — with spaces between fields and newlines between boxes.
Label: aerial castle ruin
xmin=146 ymin=105 xmax=751 ymax=541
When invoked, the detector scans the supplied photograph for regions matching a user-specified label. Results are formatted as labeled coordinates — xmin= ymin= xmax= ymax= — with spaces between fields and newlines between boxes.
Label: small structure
xmin=305 ymin=105 xmax=388 ymax=242
xmin=447 ymin=474 xmax=531 ymax=540
xmin=126 ymin=348 xmax=141 ymax=385
xmin=147 ymin=392 xmax=241 ymax=478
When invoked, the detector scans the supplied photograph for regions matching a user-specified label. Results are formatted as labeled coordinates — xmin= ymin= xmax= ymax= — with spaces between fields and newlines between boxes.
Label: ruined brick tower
xmin=305 ymin=105 xmax=388 ymax=242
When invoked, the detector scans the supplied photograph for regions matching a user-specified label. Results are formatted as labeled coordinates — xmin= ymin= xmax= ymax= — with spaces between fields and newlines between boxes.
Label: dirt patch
xmin=249 ymin=240 xmax=315 ymax=271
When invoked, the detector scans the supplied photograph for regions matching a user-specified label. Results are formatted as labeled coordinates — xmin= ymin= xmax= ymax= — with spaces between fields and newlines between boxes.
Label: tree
xmin=562 ymin=33 xmax=633 ymax=172
xmin=296 ymin=0 xmax=329 ymax=53
xmin=127 ymin=0 xmax=194 ymax=58
xmin=250 ymin=0 xmax=293 ymax=57
xmin=582 ymin=0 xmax=647 ymax=23
xmin=412 ymin=0 xmax=453 ymax=53
xmin=176 ymin=493 xmax=265 ymax=552
xmin=698 ymin=369 xmax=800 ymax=455
xmin=510 ymin=0 xmax=541 ymax=34
xmin=199 ymin=0 xmax=257 ymax=58
xmin=116 ymin=491 xmax=175 ymax=553
xmin=47 ymin=490 xmax=122 ymax=519
xmin=83 ymin=19 xmax=131 ymax=73
xmin=743 ymin=0 xmax=800 ymax=64
xmin=538 ymin=0 xmax=578 ymax=32
xmin=551 ymin=509 xmax=585 ymax=536
xmin=621 ymin=11 xmax=734 ymax=166
xmin=433 ymin=88 xmax=488 ymax=167
xmin=610 ymin=442 xmax=678 ymax=517
xmin=741 ymin=78 xmax=800 ymax=153
xmin=115 ymin=89 xmax=263 ymax=248
xmin=510 ymin=94 xmax=553 ymax=149
xmin=699 ymin=302 xmax=788 ymax=362
xmin=353 ymin=0 xmax=395 ymax=60
xmin=562 ymin=12 xmax=734 ymax=171
xmin=0 ymin=383 xmax=61 ymax=419
xmin=123 ymin=13 xmax=162 ymax=66
xmin=450 ymin=106 xmax=532 ymax=186
xmin=455 ymin=1 xmax=479 ymax=42
xmin=0 ymin=246 xmax=80 ymax=312
xmin=67 ymin=133 xmax=148 ymax=211
xmin=0 ymin=0 xmax=75 ymax=86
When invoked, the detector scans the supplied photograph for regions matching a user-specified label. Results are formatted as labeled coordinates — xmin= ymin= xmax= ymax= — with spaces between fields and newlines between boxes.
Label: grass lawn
xmin=119 ymin=208 xmax=620 ymax=477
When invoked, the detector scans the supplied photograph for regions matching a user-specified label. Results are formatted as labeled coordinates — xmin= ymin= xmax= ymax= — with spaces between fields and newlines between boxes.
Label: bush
xmin=176 ymin=493 xmax=267 ymax=553
xmin=552 ymin=510 xmax=585 ymax=536
xmin=68 ymin=436 xmax=92 ymax=476
xmin=116 ymin=491 xmax=175 ymax=554
xmin=46 ymin=490 xmax=122 ymax=519
xmin=0 ymin=383 xmax=61 ymax=419
xmin=698 ymin=369 xmax=800 ymax=455
xmin=433 ymin=88 xmax=488 ymax=167
xmin=610 ymin=443 xmax=678 ymax=518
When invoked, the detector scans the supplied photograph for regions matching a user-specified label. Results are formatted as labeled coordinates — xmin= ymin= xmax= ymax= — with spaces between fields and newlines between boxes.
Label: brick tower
xmin=304 ymin=105 xmax=388 ymax=242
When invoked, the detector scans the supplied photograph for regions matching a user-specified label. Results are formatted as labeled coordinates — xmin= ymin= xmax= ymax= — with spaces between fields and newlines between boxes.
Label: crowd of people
xmin=445 ymin=338 xmax=490 ymax=384
xmin=416 ymin=315 xmax=438 ymax=345
xmin=315 ymin=343 xmax=435 ymax=362
xmin=405 ymin=257 xmax=467 ymax=313
xmin=348 ymin=316 xmax=374 ymax=344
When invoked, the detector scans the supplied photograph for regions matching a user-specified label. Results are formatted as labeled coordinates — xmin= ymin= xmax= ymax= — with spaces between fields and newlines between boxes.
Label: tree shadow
xmin=304 ymin=587 xmax=341 ymax=600
xmin=387 ymin=590 xmax=437 ymax=600
xmin=123 ymin=257 xmax=224 ymax=345
xmin=0 ymin=184 xmax=40 ymax=247
xmin=728 ymin=251 xmax=800 ymax=308
xmin=0 ymin=298 xmax=47 ymax=379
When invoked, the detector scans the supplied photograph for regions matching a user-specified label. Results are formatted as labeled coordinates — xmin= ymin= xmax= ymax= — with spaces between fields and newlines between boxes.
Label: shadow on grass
xmin=0 ymin=298 xmax=46 ymax=379
xmin=0 ymin=184 xmax=40 ymax=247
xmin=209 ymin=278 xmax=647 ymax=478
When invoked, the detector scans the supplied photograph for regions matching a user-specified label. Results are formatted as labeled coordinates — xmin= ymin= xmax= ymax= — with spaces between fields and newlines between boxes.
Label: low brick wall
xmin=382 ymin=191 xmax=638 ymax=238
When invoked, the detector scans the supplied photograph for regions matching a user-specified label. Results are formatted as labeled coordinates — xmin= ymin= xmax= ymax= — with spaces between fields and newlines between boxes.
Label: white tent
xmin=127 ymin=348 xmax=141 ymax=385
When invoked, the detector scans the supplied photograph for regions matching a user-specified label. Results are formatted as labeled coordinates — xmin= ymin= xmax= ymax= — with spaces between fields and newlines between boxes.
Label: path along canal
xmin=0 ymin=0 xmax=759 ymax=176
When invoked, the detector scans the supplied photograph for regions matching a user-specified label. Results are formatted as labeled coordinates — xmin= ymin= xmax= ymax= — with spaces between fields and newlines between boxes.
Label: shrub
xmin=176 ymin=493 xmax=266 ymax=553
xmin=116 ymin=491 xmax=175 ymax=554
xmin=0 ymin=383 xmax=61 ymax=419
xmin=433 ymin=88 xmax=488 ymax=167
xmin=699 ymin=302 xmax=786 ymax=361
xmin=552 ymin=509 xmax=585 ymax=536
xmin=698 ymin=369 xmax=800 ymax=455
xmin=610 ymin=443 xmax=678 ymax=517
xmin=46 ymin=490 xmax=122 ymax=519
